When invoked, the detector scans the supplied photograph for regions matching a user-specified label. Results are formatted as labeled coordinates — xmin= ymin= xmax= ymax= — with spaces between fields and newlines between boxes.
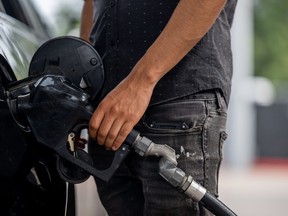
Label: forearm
xmin=80 ymin=0 xmax=93 ymax=42
xmin=130 ymin=0 xmax=227 ymax=87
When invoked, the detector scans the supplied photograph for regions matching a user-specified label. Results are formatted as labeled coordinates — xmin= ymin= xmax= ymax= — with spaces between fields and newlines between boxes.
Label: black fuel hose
xmin=200 ymin=191 xmax=237 ymax=216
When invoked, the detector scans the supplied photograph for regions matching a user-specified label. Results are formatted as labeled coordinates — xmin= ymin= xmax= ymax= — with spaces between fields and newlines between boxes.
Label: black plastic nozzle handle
xmin=124 ymin=129 xmax=140 ymax=147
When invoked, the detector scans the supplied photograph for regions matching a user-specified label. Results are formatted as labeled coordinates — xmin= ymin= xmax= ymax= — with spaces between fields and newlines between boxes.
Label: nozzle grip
xmin=56 ymin=128 xmax=140 ymax=183
xmin=56 ymin=142 xmax=131 ymax=182
xmin=124 ymin=129 xmax=140 ymax=147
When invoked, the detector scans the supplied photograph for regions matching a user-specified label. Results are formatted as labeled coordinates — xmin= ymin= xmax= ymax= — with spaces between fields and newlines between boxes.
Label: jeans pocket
xmin=141 ymin=99 xmax=207 ymax=135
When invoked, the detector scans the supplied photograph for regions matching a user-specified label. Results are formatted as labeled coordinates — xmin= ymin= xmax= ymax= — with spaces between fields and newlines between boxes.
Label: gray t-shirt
xmin=90 ymin=0 xmax=237 ymax=105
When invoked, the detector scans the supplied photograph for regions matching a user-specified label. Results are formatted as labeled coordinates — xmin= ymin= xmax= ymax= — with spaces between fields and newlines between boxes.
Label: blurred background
xmin=30 ymin=0 xmax=288 ymax=215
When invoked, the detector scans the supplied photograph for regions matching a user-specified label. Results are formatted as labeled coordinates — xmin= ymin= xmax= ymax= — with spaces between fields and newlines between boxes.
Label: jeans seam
xmin=202 ymin=100 xmax=210 ymax=189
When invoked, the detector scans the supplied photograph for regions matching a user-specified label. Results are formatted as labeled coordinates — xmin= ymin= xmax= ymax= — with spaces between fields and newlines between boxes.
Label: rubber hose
xmin=200 ymin=191 xmax=237 ymax=216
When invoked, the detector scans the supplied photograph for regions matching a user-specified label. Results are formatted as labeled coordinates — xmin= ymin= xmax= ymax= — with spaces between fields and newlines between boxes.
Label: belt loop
xmin=215 ymin=89 xmax=223 ymax=109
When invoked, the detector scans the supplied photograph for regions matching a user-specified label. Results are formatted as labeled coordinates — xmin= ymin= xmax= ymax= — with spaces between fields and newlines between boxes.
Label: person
xmin=80 ymin=0 xmax=237 ymax=215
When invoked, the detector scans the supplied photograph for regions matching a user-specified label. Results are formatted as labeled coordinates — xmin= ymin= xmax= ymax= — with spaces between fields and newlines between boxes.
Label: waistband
xmin=184 ymin=89 xmax=226 ymax=110
xmin=182 ymin=89 xmax=220 ymax=99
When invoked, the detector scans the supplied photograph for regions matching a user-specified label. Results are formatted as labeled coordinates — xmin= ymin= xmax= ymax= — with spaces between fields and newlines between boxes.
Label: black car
xmin=0 ymin=1 xmax=69 ymax=215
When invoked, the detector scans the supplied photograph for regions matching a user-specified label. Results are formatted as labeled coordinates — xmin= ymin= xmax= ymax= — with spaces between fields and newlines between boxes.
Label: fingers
xmin=110 ymin=122 xmax=134 ymax=151
xmin=95 ymin=113 xmax=116 ymax=146
xmin=88 ymin=105 xmax=104 ymax=140
xmin=103 ymin=119 xmax=123 ymax=149
xmin=90 ymin=118 xmax=133 ymax=151
xmin=89 ymin=104 xmax=134 ymax=151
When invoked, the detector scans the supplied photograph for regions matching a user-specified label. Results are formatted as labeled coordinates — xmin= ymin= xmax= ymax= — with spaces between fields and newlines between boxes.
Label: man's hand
xmin=89 ymin=65 xmax=154 ymax=151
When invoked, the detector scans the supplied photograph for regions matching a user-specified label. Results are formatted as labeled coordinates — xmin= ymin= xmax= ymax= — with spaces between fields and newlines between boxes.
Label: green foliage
xmin=254 ymin=0 xmax=288 ymax=82
xmin=53 ymin=1 xmax=81 ymax=36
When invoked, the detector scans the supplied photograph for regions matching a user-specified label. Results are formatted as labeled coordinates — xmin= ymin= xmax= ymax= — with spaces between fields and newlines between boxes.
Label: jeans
xmin=90 ymin=89 xmax=228 ymax=216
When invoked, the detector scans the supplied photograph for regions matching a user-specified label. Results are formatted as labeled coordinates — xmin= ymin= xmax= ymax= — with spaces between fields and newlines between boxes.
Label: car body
xmin=0 ymin=1 xmax=69 ymax=215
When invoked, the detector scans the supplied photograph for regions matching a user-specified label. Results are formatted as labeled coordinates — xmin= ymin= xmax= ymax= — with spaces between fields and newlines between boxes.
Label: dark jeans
xmin=90 ymin=90 xmax=228 ymax=216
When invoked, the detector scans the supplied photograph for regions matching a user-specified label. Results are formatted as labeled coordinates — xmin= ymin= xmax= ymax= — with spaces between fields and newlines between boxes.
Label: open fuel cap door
xmin=29 ymin=36 xmax=105 ymax=101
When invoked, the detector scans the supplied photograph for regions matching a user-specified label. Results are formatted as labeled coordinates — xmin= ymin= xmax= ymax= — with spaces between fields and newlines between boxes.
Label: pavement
xmin=219 ymin=164 xmax=288 ymax=216
xmin=75 ymin=164 xmax=288 ymax=216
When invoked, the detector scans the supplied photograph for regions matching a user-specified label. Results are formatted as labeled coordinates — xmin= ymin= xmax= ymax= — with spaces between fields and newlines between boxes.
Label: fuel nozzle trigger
xmin=55 ymin=123 xmax=135 ymax=183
